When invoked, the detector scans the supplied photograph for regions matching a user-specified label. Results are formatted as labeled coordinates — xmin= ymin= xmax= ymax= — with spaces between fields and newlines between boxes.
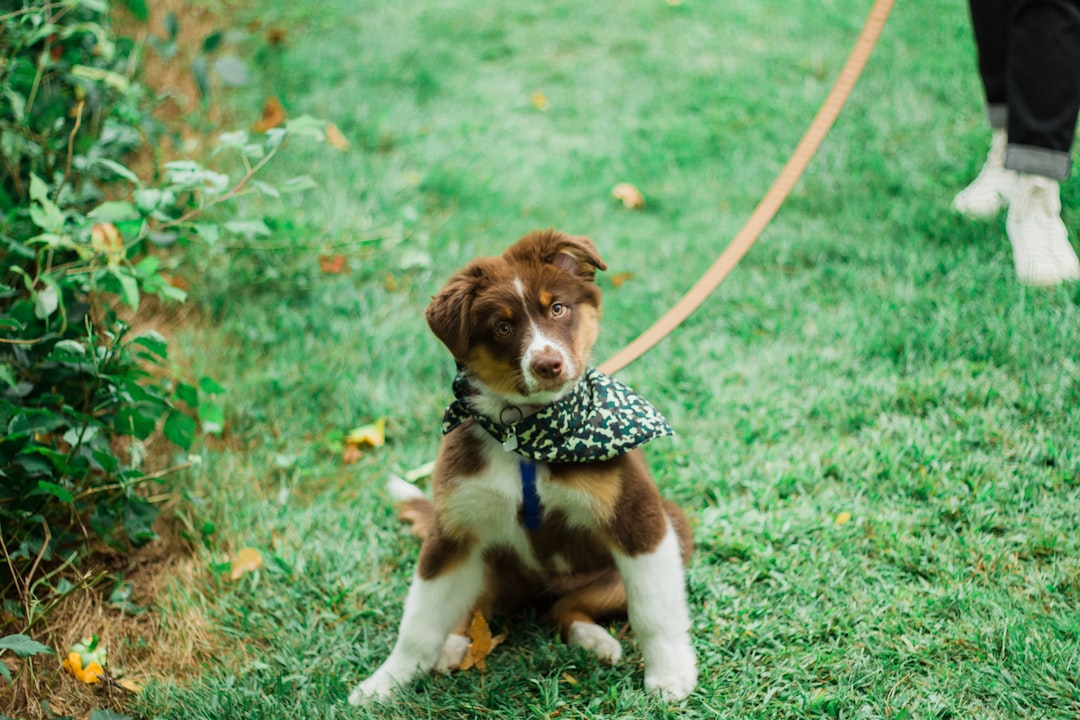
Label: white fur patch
xmin=435 ymin=633 xmax=470 ymax=674
xmin=613 ymin=522 xmax=697 ymax=701
xmin=387 ymin=475 xmax=425 ymax=504
xmin=568 ymin=621 xmax=623 ymax=664
xmin=349 ymin=551 xmax=486 ymax=705
xmin=521 ymin=326 xmax=575 ymax=393
xmin=441 ymin=428 xmax=544 ymax=570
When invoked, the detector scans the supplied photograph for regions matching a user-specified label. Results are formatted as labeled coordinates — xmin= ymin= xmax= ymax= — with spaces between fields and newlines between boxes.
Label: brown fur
xmin=409 ymin=229 xmax=692 ymax=659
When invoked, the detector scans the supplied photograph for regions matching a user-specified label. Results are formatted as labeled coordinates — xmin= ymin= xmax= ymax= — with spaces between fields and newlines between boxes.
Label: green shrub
xmin=0 ymin=0 xmax=327 ymax=625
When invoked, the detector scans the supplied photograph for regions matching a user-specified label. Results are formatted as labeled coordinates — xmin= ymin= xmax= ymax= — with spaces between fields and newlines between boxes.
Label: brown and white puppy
xmin=349 ymin=230 xmax=696 ymax=704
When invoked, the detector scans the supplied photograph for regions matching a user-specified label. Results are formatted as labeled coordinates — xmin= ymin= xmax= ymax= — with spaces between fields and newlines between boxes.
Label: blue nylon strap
xmin=519 ymin=460 xmax=542 ymax=530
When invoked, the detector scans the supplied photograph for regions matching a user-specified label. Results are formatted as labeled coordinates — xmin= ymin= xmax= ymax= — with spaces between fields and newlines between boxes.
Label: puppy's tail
xmin=387 ymin=475 xmax=436 ymax=541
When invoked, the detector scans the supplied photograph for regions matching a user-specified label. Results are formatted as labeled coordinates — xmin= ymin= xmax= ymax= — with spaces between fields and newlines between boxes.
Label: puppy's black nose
xmin=531 ymin=351 xmax=564 ymax=380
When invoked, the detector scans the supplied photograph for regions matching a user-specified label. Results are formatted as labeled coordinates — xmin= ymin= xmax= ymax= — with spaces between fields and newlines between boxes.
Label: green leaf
xmin=33 ymin=285 xmax=59 ymax=320
xmin=123 ymin=498 xmax=158 ymax=546
xmin=92 ymin=159 xmax=139 ymax=184
xmin=0 ymin=634 xmax=54 ymax=658
xmin=164 ymin=12 xmax=179 ymax=41
xmin=110 ymin=267 xmax=140 ymax=311
xmin=29 ymin=174 xmax=49 ymax=204
xmin=278 ymin=175 xmax=319 ymax=194
xmin=198 ymin=376 xmax=225 ymax=395
xmin=199 ymin=402 xmax=225 ymax=435
xmin=132 ymin=331 xmax=167 ymax=359
xmin=224 ymin=220 xmax=271 ymax=238
xmin=163 ymin=410 xmax=196 ymax=450
xmin=51 ymin=339 xmax=87 ymax=357
xmin=29 ymin=198 xmax=65 ymax=232
xmin=202 ymin=31 xmax=223 ymax=53
xmin=253 ymin=180 xmax=280 ymax=198
xmin=0 ymin=365 xmax=15 ymax=389
xmin=114 ymin=407 xmax=156 ymax=440
xmin=134 ymin=255 xmax=160 ymax=278
xmin=192 ymin=223 xmax=220 ymax=246
xmin=70 ymin=65 xmax=131 ymax=92
xmin=284 ymin=115 xmax=328 ymax=141
xmin=88 ymin=201 xmax=139 ymax=222
xmin=0 ymin=661 xmax=9 ymax=683
xmin=35 ymin=481 xmax=74 ymax=503
xmin=125 ymin=0 xmax=149 ymax=21
xmin=176 ymin=382 xmax=199 ymax=408
xmin=192 ymin=55 xmax=211 ymax=101
xmin=214 ymin=56 xmax=250 ymax=86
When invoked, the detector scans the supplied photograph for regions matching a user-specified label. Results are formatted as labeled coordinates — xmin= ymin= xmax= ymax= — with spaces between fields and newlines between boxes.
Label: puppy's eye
xmin=550 ymin=302 xmax=567 ymax=318
xmin=494 ymin=321 xmax=513 ymax=337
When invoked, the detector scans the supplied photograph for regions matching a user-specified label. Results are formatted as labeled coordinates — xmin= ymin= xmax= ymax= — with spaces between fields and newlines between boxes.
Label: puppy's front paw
xmin=348 ymin=671 xmax=397 ymax=706
xmin=567 ymin=621 xmax=622 ymax=664
xmin=643 ymin=639 xmax=697 ymax=701
xmin=435 ymin=633 xmax=470 ymax=673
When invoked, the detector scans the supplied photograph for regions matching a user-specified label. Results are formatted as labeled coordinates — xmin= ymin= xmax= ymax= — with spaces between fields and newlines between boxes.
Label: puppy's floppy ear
xmin=425 ymin=261 xmax=487 ymax=360
xmin=506 ymin=229 xmax=608 ymax=282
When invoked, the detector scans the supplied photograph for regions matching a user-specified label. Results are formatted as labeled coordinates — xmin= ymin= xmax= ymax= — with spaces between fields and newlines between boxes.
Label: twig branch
xmin=159 ymin=145 xmax=282 ymax=230
xmin=56 ymin=100 xmax=86 ymax=203
xmin=72 ymin=461 xmax=194 ymax=502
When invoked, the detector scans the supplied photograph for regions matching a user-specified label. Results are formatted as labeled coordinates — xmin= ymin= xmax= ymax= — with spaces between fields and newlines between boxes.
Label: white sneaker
xmin=953 ymin=129 xmax=1016 ymax=218
xmin=1005 ymin=174 xmax=1080 ymax=286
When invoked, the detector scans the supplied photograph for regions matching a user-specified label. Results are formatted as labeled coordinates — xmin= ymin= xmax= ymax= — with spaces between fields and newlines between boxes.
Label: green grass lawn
xmin=132 ymin=0 xmax=1080 ymax=717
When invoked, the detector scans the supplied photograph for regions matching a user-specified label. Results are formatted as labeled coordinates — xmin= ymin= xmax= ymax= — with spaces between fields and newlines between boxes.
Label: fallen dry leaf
xmin=459 ymin=611 xmax=506 ymax=672
xmin=561 ymin=672 xmax=579 ymax=686
xmin=341 ymin=444 xmax=363 ymax=465
xmin=117 ymin=678 xmax=143 ymax=693
xmin=326 ymin=122 xmax=351 ymax=151
xmin=531 ymin=92 xmax=549 ymax=111
xmin=835 ymin=511 xmax=852 ymax=526
xmin=253 ymin=96 xmax=286 ymax=133
xmin=62 ymin=652 xmax=103 ymax=685
xmin=611 ymin=182 xmax=645 ymax=209
xmin=610 ymin=271 xmax=634 ymax=288
xmin=319 ymin=253 xmax=349 ymax=274
xmin=267 ymin=27 xmax=287 ymax=46
xmin=230 ymin=547 xmax=264 ymax=580
xmin=91 ymin=223 xmax=124 ymax=265
xmin=346 ymin=418 xmax=386 ymax=448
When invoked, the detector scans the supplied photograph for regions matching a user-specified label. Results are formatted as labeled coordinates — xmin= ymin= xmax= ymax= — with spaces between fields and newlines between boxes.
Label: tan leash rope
xmin=599 ymin=0 xmax=895 ymax=376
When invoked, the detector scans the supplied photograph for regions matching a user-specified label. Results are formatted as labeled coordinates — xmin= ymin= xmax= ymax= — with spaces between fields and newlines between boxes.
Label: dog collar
xmin=442 ymin=368 xmax=674 ymax=463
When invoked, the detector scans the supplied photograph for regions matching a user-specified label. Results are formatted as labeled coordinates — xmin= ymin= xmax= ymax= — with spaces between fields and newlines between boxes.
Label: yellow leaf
xmin=253 ymin=96 xmax=286 ymax=133
xmin=62 ymin=652 xmax=104 ymax=684
xmin=230 ymin=547 xmax=264 ymax=580
xmin=346 ymin=418 xmax=386 ymax=448
xmin=610 ymin=271 xmax=634 ymax=288
xmin=561 ymin=672 xmax=579 ymax=686
xmin=531 ymin=92 xmax=549 ymax=111
xmin=91 ymin=223 xmax=124 ymax=265
xmin=326 ymin=122 xmax=351 ymax=151
xmin=118 ymin=678 xmax=143 ymax=693
xmin=459 ymin=611 xmax=505 ymax=672
xmin=611 ymin=182 xmax=645 ymax=209
xmin=835 ymin=511 xmax=852 ymax=526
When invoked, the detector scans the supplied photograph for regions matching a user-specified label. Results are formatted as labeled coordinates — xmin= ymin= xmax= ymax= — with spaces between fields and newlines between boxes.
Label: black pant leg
xmin=969 ymin=0 xmax=1011 ymax=116
xmin=1006 ymin=0 xmax=1080 ymax=154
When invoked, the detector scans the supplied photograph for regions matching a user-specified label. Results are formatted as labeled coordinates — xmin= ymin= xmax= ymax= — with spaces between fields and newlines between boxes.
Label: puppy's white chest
xmin=443 ymin=435 xmax=542 ymax=559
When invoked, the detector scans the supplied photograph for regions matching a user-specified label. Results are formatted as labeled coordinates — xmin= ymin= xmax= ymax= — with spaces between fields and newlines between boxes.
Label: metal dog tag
xmin=502 ymin=434 xmax=519 ymax=452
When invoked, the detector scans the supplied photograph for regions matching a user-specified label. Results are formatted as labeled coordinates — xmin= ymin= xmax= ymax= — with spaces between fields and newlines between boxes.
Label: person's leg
xmin=971 ymin=0 xmax=1010 ymax=128
xmin=954 ymin=0 xmax=1016 ymax=217
xmin=1003 ymin=0 xmax=1080 ymax=285
xmin=1003 ymin=0 xmax=1080 ymax=178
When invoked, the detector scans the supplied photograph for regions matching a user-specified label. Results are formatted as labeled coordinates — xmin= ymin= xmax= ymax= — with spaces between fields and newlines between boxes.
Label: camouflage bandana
xmin=442 ymin=368 xmax=673 ymax=463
